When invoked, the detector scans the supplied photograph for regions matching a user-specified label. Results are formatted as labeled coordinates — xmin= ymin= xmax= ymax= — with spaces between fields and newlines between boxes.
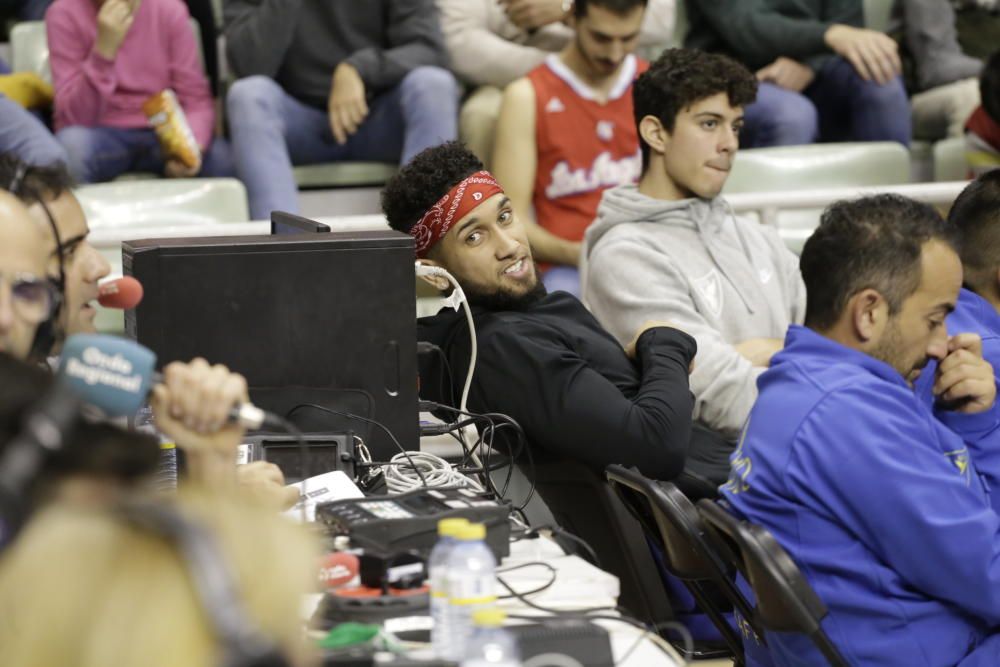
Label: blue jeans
xmin=226 ymin=67 xmax=459 ymax=220
xmin=56 ymin=126 xmax=234 ymax=183
xmin=0 ymin=94 xmax=66 ymax=166
xmin=741 ymin=57 xmax=912 ymax=148
xmin=542 ymin=265 xmax=580 ymax=298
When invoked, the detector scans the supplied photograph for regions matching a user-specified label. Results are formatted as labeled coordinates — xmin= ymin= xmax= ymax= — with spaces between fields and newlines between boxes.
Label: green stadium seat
xmin=725 ymin=141 xmax=911 ymax=193
xmin=864 ymin=0 xmax=894 ymax=33
xmin=933 ymin=137 xmax=970 ymax=182
xmin=9 ymin=21 xmax=49 ymax=82
xmin=75 ymin=177 xmax=249 ymax=333
xmin=724 ymin=142 xmax=911 ymax=253
xmin=292 ymin=162 xmax=397 ymax=189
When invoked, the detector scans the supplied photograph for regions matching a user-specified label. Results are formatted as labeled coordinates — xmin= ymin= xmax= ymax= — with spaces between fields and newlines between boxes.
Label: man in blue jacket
xmin=936 ymin=171 xmax=1000 ymax=383
xmin=722 ymin=194 xmax=1000 ymax=666
xmin=913 ymin=171 xmax=1000 ymax=420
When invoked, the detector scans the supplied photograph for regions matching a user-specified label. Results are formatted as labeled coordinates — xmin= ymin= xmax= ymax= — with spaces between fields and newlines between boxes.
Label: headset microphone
xmin=97 ymin=276 xmax=144 ymax=310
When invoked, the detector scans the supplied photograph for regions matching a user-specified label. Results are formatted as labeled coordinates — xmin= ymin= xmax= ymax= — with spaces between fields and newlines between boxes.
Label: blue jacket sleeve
xmin=936 ymin=406 xmax=1000 ymax=512
xmin=788 ymin=385 xmax=1000 ymax=624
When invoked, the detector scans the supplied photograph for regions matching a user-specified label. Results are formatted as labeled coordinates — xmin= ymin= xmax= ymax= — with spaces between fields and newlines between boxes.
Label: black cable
xmin=617 ymin=620 xmax=694 ymax=666
xmin=528 ymin=524 xmax=601 ymax=568
xmin=433 ymin=345 xmax=457 ymax=408
xmin=495 ymin=561 xmax=558 ymax=599
xmin=420 ymin=401 xmax=536 ymax=510
xmin=418 ymin=406 xmax=506 ymax=501
xmin=496 ymin=573 xmax=615 ymax=614
xmin=285 ymin=403 xmax=428 ymax=488
xmin=502 ymin=568 xmax=688 ymax=664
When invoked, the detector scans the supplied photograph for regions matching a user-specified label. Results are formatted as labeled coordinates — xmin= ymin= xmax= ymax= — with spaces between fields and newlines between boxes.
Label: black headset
xmin=4 ymin=163 xmax=66 ymax=362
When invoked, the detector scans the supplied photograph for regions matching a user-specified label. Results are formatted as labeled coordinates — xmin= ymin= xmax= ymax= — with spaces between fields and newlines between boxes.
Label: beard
xmin=870 ymin=318 xmax=929 ymax=384
xmin=463 ymin=278 xmax=548 ymax=312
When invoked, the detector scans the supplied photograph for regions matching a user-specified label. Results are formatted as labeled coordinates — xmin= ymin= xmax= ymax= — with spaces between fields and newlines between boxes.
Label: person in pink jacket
xmin=45 ymin=0 xmax=232 ymax=182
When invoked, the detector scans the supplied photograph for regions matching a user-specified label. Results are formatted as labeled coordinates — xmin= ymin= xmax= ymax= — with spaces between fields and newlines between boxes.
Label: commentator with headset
xmin=0 ymin=156 xmax=318 ymax=665
xmin=0 ymin=153 xmax=298 ymax=506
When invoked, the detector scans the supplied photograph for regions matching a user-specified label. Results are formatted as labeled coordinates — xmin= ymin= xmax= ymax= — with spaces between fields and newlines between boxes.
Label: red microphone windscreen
xmin=97 ymin=277 xmax=144 ymax=309
xmin=318 ymin=552 xmax=360 ymax=590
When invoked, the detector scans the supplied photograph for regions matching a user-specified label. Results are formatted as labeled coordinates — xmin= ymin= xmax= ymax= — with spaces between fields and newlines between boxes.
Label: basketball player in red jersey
xmin=491 ymin=0 xmax=648 ymax=296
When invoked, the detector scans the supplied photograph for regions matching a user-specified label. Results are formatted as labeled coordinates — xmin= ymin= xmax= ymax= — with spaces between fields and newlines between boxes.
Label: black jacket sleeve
xmin=344 ymin=0 xmax=450 ymax=91
xmin=224 ymin=0 xmax=303 ymax=79
xmin=469 ymin=326 xmax=696 ymax=480
xmin=691 ymin=0 xmax=841 ymax=68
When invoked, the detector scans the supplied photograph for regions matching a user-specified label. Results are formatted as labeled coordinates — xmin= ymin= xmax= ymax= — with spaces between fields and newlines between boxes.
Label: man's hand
xmin=499 ymin=0 xmax=569 ymax=31
xmin=824 ymin=24 xmax=901 ymax=85
xmin=164 ymin=158 xmax=200 ymax=178
xmin=328 ymin=63 xmax=368 ymax=145
xmin=933 ymin=333 xmax=996 ymax=414
xmin=626 ymin=320 xmax=687 ymax=361
xmin=149 ymin=358 xmax=249 ymax=456
xmin=236 ymin=461 xmax=301 ymax=510
xmin=95 ymin=0 xmax=139 ymax=60
xmin=756 ymin=57 xmax=815 ymax=92
xmin=735 ymin=338 xmax=783 ymax=367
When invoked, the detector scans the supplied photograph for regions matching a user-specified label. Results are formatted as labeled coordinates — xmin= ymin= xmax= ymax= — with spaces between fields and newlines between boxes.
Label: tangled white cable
xmin=384 ymin=451 xmax=485 ymax=494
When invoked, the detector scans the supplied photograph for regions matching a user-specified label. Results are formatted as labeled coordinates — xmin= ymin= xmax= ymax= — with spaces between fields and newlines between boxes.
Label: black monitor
xmin=271 ymin=210 xmax=331 ymax=235
xmin=122 ymin=230 xmax=418 ymax=460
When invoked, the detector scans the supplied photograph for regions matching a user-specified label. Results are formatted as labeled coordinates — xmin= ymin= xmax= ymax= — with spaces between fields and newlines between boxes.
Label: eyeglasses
xmin=0 ymin=272 xmax=55 ymax=324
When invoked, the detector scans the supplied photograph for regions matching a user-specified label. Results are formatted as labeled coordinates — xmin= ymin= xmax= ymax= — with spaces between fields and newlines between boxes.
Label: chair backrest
xmin=669 ymin=0 xmax=688 ymax=48
xmin=724 ymin=141 xmax=911 ymax=253
xmin=77 ymin=177 xmax=249 ymax=230
xmin=933 ymin=137 xmax=970 ymax=182
xmin=10 ymin=19 xmax=205 ymax=82
xmin=606 ymin=465 xmax=762 ymax=657
xmin=10 ymin=21 xmax=49 ymax=83
xmin=79 ymin=177 xmax=249 ymax=335
xmin=607 ymin=465 xmax=730 ymax=583
xmin=698 ymin=500 xmax=850 ymax=667
xmin=525 ymin=459 xmax=673 ymax=627
xmin=864 ymin=0 xmax=894 ymax=33
xmin=725 ymin=142 xmax=911 ymax=194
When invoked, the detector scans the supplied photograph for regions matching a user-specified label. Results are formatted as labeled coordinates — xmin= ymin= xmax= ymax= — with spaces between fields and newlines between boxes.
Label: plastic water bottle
xmin=430 ymin=517 xmax=470 ymax=659
xmin=446 ymin=522 xmax=498 ymax=660
xmin=132 ymin=404 xmax=177 ymax=492
xmin=461 ymin=608 xmax=521 ymax=667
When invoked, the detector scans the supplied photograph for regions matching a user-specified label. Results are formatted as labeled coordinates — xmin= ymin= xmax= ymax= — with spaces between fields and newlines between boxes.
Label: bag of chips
xmin=142 ymin=89 xmax=202 ymax=171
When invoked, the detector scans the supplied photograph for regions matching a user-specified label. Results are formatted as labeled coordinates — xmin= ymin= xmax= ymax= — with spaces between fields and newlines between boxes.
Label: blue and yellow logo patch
xmin=723 ymin=419 xmax=753 ymax=495
xmin=944 ymin=447 xmax=971 ymax=486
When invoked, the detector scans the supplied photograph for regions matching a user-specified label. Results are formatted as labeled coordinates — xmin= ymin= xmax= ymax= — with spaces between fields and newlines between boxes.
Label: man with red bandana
xmin=381 ymin=140 xmax=701 ymax=483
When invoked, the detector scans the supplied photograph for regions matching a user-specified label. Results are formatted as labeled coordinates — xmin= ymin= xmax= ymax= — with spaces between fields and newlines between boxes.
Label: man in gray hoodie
xmin=582 ymin=48 xmax=806 ymax=448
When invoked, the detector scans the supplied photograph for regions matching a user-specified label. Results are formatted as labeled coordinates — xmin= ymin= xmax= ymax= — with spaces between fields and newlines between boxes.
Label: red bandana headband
xmin=410 ymin=171 xmax=504 ymax=257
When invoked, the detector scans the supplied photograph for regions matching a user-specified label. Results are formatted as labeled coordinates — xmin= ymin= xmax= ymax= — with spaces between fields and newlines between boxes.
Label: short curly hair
xmin=633 ymin=48 xmax=757 ymax=170
xmin=381 ymin=142 xmax=484 ymax=236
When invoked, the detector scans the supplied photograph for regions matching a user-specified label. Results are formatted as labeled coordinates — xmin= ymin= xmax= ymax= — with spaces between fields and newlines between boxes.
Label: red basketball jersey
xmin=527 ymin=54 xmax=647 ymax=243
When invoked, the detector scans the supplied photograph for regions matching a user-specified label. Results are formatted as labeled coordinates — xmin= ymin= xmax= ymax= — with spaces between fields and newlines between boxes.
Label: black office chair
xmin=606 ymin=465 xmax=763 ymax=664
xmin=698 ymin=499 xmax=850 ymax=667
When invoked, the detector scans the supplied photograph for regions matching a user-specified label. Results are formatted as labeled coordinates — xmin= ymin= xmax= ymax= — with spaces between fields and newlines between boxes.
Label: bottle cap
xmin=456 ymin=523 xmax=487 ymax=541
xmin=437 ymin=517 xmax=469 ymax=538
xmin=472 ymin=608 xmax=506 ymax=627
